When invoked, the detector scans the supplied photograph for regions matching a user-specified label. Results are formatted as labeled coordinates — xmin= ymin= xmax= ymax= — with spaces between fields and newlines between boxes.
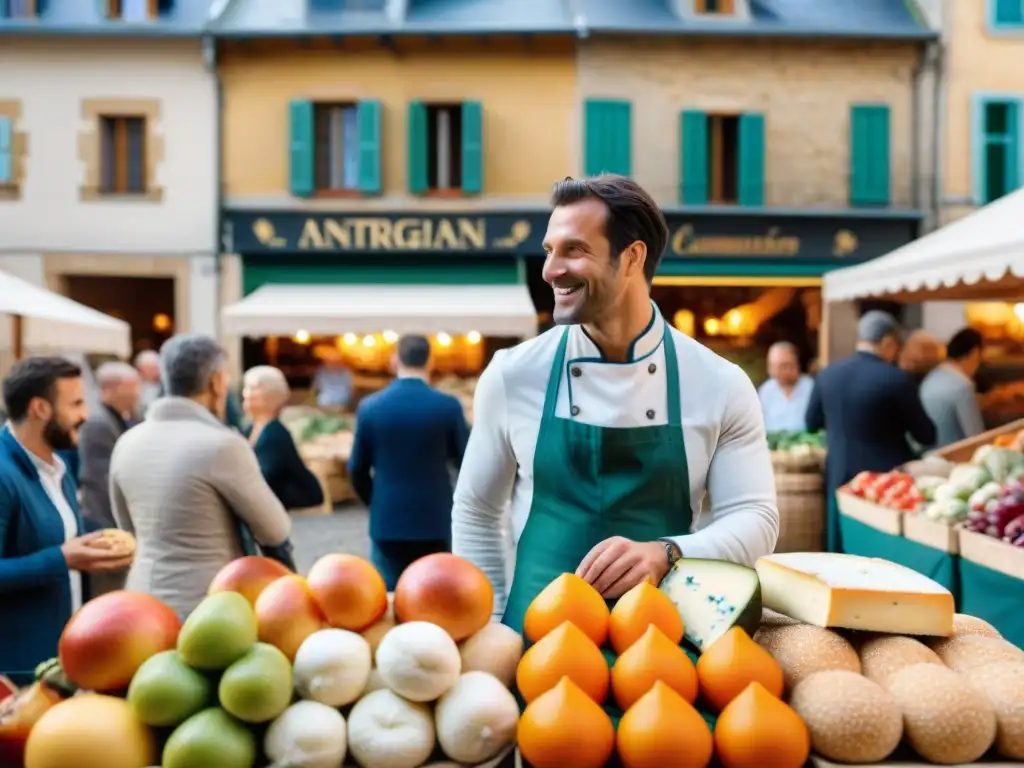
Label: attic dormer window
xmin=696 ymin=0 xmax=734 ymax=13
xmin=107 ymin=0 xmax=171 ymax=20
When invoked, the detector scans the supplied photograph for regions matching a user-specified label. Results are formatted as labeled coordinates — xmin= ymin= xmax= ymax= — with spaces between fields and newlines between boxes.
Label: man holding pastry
xmin=0 ymin=357 xmax=135 ymax=682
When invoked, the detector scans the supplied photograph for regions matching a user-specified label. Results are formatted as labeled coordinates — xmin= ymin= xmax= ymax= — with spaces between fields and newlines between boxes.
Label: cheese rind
xmin=659 ymin=558 xmax=762 ymax=652
xmin=754 ymin=553 xmax=954 ymax=636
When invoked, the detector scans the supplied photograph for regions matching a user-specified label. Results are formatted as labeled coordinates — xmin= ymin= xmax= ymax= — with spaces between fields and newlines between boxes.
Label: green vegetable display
xmin=766 ymin=430 xmax=826 ymax=451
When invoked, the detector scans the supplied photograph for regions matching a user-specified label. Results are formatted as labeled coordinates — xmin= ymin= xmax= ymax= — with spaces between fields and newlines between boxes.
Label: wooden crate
xmin=836 ymin=490 xmax=904 ymax=535
xmin=903 ymin=513 xmax=960 ymax=553
xmin=932 ymin=417 xmax=1024 ymax=463
xmin=959 ymin=527 xmax=1024 ymax=580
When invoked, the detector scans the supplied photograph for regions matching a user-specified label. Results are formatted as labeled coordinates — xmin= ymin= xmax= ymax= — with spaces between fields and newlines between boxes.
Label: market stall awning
xmin=824 ymin=189 xmax=1024 ymax=302
xmin=0 ymin=271 xmax=132 ymax=357
xmin=221 ymin=284 xmax=539 ymax=337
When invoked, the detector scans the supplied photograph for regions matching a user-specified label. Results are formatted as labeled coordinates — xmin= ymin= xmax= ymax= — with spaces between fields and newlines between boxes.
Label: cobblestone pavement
xmin=290 ymin=502 xmax=371 ymax=574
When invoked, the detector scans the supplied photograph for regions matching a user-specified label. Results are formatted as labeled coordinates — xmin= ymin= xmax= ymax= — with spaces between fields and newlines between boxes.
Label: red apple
xmin=207 ymin=556 xmax=291 ymax=607
xmin=394 ymin=553 xmax=494 ymax=641
xmin=58 ymin=591 xmax=181 ymax=692
xmin=255 ymin=575 xmax=327 ymax=661
xmin=0 ymin=681 xmax=63 ymax=765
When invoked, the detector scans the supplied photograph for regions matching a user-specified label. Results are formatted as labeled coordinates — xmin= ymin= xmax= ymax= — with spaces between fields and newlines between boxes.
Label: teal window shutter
xmin=680 ymin=110 xmax=708 ymax=204
xmin=737 ymin=113 xmax=765 ymax=206
xmin=288 ymin=100 xmax=315 ymax=198
xmin=408 ymin=100 xmax=428 ymax=195
xmin=993 ymin=0 xmax=1024 ymax=26
xmin=461 ymin=100 xmax=483 ymax=194
xmin=583 ymin=99 xmax=631 ymax=176
xmin=356 ymin=100 xmax=382 ymax=195
xmin=0 ymin=117 xmax=12 ymax=184
xmin=977 ymin=98 xmax=1020 ymax=204
xmin=849 ymin=104 xmax=891 ymax=206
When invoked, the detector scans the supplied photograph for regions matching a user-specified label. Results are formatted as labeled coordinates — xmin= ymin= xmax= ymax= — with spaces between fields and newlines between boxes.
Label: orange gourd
xmin=696 ymin=626 xmax=784 ymax=711
xmin=524 ymin=573 xmax=610 ymax=646
xmin=616 ymin=681 xmax=713 ymax=768
xmin=516 ymin=621 xmax=610 ymax=704
xmin=611 ymin=624 xmax=698 ymax=710
xmin=714 ymin=682 xmax=810 ymax=768
xmin=518 ymin=677 xmax=615 ymax=768
xmin=608 ymin=582 xmax=684 ymax=654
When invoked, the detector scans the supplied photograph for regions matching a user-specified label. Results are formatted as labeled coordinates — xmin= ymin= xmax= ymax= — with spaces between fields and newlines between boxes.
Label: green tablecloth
xmin=838 ymin=515 xmax=960 ymax=602
xmin=958 ymin=558 xmax=1024 ymax=649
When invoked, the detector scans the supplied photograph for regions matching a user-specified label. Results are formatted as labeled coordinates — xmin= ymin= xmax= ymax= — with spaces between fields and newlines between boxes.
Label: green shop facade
xmin=218 ymin=206 xmax=921 ymax=342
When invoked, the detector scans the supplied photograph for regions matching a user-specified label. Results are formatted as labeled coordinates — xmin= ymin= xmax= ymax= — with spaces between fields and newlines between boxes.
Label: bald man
xmin=758 ymin=342 xmax=815 ymax=433
xmin=79 ymin=362 xmax=140 ymax=594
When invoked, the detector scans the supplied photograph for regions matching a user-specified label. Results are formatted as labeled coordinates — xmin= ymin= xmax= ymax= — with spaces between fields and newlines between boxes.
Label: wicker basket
xmin=774 ymin=470 xmax=824 ymax=553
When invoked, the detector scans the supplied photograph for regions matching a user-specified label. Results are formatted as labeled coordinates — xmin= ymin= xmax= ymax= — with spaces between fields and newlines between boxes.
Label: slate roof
xmin=578 ymin=0 xmax=934 ymax=40
xmin=0 ymin=0 xmax=213 ymax=36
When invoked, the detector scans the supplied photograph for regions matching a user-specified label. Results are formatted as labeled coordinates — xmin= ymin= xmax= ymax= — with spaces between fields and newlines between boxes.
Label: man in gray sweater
xmin=920 ymin=328 xmax=986 ymax=448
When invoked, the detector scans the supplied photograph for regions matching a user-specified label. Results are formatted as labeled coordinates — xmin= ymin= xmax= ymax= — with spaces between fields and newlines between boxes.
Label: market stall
xmin=4 ymin=545 xmax=1021 ymax=768
xmin=824 ymin=190 xmax=1024 ymax=647
xmin=0 ymin=269 xmax=132 ymax=361
xmin=768 ymin=430 xmax=827 ymax=552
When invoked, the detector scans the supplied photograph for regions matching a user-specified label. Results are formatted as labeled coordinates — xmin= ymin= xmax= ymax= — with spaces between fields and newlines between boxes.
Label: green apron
xmin=502 ymin=325 xmax=716 ymax=736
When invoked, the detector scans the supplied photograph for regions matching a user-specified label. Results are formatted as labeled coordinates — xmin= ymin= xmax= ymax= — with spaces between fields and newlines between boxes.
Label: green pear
xmin=127 ymin=650 xmax=212 ymax=727
xmin=177 ymin=592 xmax=257 ymax=670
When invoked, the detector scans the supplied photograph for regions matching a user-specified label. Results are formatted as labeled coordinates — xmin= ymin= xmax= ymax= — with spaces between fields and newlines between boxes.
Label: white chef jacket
xmin=452 ymin=305 xmax=780 ymax=616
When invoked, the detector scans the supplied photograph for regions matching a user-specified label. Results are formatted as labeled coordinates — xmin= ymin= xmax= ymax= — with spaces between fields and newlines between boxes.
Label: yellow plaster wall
xmin=219 ymin=38 xmax=577 ymax=204
xmin=942 ymin=0 xmax=1024 ymax=223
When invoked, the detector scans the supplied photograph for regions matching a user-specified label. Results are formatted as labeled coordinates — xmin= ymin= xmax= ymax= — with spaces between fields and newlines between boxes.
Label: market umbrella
xmin=0 ymin=270 xmax=131 ymax=360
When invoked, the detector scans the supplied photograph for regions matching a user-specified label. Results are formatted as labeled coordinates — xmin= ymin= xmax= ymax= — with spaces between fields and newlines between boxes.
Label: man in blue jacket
xmin=806 ymin=311 xmax=936 ymax=552
xmin=0 ymin=357 xmax=134 ymax=682
xmin=349 ymin=335 xmax=470 ymax=589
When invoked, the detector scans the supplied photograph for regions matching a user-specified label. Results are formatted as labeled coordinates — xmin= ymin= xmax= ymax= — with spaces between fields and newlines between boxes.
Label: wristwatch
xmin=659 ymin=538 xmax=683 ymax=569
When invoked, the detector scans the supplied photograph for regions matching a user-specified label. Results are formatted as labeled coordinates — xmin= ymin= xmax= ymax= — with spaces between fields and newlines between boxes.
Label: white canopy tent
xmin=0 ymin=270 xmax=132 ymax=358
xmin=221 ymin=284 xmax=539 ymax=338
xmin=824 ymin=188 xmax=1024 ymax=302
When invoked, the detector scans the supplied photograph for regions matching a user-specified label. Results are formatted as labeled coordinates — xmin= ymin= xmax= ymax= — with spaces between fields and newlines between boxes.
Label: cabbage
xmin=947 ymin=464 xmax=992 ymax=491
xmin=924 ymin=498 xmax=969 ymax=523
xmin=914 ymin=475 xmax=947 ymax=501
xmin=971 ymin=444 xmax=997 ymax=466
xmin=979 ymin=447 xmax=1024 ymax=483
xmin=933 ymin=482 xmax=975 ymax=503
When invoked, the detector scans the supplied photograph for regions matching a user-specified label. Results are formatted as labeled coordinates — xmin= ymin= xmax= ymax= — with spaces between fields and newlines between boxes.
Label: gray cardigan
xmin=110 ymin=397 xmax=292 ymax=617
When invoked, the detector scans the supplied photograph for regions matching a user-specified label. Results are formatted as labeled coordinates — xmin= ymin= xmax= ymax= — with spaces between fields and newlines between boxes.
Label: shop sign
xmin=224 ymin=210 xmax=919 ymax=262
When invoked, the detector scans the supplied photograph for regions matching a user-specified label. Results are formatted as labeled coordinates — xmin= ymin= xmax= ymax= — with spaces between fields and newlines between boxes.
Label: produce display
xmin=767 ymin=430 xmax=826 ymax=472
xmin=4 ymin=547 xmax=1021 ymax=768
xmin=846 ymin=444 xmax=1024 ymax=538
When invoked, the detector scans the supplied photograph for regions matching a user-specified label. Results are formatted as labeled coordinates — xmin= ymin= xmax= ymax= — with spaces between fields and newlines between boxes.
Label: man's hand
xmin=576 ymin=537 xmax=670 ymax=599
xmin=61 ymin=533 xmax=134 ymax=573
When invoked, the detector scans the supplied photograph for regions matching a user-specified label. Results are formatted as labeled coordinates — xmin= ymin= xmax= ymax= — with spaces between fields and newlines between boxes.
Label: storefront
xmin=220 ymin=206 xmax=920 ymax=387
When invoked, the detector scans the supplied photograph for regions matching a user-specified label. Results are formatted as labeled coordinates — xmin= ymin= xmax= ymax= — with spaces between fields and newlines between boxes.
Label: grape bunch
xmin=1003 ymin=513 xmax=1024 ymax=547
xmin=964 ymin=490 xmax=1024 ymax=539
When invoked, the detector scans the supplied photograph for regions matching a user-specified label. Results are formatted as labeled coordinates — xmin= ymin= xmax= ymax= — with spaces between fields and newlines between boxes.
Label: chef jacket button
xmin=646 ymin=409 xmax=655 ymax=420
xmin=571 ymin=366 xmax=582 ymax=378
xmin=571 ymin=405 xmax=580 ymax=417
xmin=648 ymin=363 xmax=657 ymax=374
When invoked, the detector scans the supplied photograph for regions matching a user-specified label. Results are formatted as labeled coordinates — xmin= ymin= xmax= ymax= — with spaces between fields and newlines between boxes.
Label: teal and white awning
xmin=825 ymin=189 xmax=1024 ymax=302
xmin=221 ymin=283 xmax=538 ymax=338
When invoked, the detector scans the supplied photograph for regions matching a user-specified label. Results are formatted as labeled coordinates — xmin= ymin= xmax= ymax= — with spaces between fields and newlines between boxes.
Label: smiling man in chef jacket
xmin=452 ymin=175 xmax=780 ymax=628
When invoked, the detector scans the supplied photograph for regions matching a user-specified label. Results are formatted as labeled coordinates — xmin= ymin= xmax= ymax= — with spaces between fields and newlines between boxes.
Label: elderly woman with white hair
xmin=242 ymin=365 xmax=325 ymax=512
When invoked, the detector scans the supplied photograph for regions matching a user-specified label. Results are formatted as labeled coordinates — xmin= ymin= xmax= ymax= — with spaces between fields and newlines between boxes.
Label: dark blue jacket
xmin=0 ymin=427 xmax=94 ymax=682
xmin=807 ymin=350 xmax=936 ymax=494
xmin=349 ymin=378 xmax=469 ymax=542
xmin=247 ymin=419 xmax=325 ymax=511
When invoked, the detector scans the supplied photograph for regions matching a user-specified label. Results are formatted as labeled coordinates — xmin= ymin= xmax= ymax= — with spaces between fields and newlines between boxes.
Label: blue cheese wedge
xmin=659 ymin=558 xmax=762 ymax=653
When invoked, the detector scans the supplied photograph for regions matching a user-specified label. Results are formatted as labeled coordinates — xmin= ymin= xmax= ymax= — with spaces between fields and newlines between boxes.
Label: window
xmin=583 ymin=99 xmax=631 ymax=177
xmin=976 ymin=98 xmax=1020 ymax=204
xmin=680 ymin=111 xmax=764 ymax=205
xmin=849 ymin=104 xmax=891 ymax=206
xmin=990 ymin=0 xmax=1024 ymax=29
xmin=1 ymin=0 xmax=36 ymax=19
xmin=408 ymin=101 xmax=482 ymax=195
xmin=289 ymin=100 xmax=381 ymax=197
xmin=313 ymin=103 xmax=360 ymax=192
xmin=99 ymin=116 xmax=147 ymax=195
xmin=107 ymin=0 xmax=169 ymax=21
xmin=696 ymin=0 xmax=735 ymax=14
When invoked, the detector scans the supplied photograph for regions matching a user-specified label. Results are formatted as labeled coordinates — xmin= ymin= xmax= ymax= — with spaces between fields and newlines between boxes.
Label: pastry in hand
xmin=88 ymin=529 xmax=137 ymax=557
